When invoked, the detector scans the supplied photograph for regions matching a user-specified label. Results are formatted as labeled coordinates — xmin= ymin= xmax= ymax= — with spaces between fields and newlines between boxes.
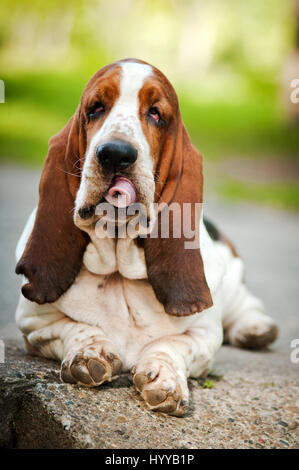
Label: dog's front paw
xmin=133 ymin=353 xmax=189 ymax=416
xmin=61 ymin=347 xmax=122 ymax=387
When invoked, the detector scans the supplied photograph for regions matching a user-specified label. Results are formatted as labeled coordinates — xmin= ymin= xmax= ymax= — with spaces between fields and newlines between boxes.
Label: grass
xmin=219 ymin=179 xmax=299 ymax=212
xmin=0 ymin=67 xmax=298 ymax=211
xmin=180 ymin=76 xmax=299 ymax=160
xmin=0 ymin=70 xmax=88 ymax=164
xmin=1 ymin=68 xmax=299 ymax=165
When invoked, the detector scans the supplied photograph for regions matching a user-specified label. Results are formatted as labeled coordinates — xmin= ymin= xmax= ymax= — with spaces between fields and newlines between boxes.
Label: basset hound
xmin=15 ymin=59 xmax=278 ymax=416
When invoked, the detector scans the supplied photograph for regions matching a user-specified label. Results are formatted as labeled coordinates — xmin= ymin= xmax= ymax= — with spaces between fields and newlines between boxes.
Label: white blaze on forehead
xmin=119 ymin=61 xmax=153 ymax=108
xmin=87 ymin=61 xmax=153 ymax=167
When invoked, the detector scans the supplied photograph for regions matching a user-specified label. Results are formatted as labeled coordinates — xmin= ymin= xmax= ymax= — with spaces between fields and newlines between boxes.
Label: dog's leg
xmin=133 ymin=306 xmax=223 ymax=416
xmin=222 ymin=283 xmax=278 ymax=349
xmin=59 ymin=321 xmax=122 ymax=386
xmin=16 ymin=295 xmax=122 ymax=387
xmin=220 ymin=245 xmax=278 ymax=349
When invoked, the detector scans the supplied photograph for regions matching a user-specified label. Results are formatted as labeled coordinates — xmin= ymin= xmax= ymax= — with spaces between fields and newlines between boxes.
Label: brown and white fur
xmin=15 ymin=59 xmax=278 ymax=416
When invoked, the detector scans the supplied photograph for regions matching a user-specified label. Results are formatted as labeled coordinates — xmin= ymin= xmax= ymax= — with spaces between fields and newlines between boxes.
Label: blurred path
xmin=1 ymin=165 xmax=298 ymax=345
xmin=0 ymin=165 xmax=298 ymax=448
xmin=0 ymin=166 xmax=41 ymax=336
xmin=1 ymin=164 xmax=299 ymax=345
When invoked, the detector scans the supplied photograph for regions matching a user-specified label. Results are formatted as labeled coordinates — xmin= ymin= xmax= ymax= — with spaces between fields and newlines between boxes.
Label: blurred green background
xmin=0 ymin=0 xmax=298 ymax=209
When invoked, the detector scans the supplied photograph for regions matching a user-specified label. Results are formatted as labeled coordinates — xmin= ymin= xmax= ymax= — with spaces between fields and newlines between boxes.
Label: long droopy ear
xmin=143 ymin=115 xmax=213 ymax=317
xmin=16 ymin=113 xmax=89 ymax=304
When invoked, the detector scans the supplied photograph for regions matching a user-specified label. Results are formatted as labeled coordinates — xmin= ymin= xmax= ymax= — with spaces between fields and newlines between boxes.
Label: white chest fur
xmin=55 ymin=237 xmax=195 ymax=368
xmin=16 ymin=209 xmax=227 ymax=371
xmin=54 ymin=219 xmax=225 ymax=369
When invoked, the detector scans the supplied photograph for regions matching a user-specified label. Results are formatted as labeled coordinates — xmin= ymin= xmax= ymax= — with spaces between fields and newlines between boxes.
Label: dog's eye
xmin=148 ymin=106 xmax=161 ymax=124
xmin=88 ymin=102 xmax=105 ymax=119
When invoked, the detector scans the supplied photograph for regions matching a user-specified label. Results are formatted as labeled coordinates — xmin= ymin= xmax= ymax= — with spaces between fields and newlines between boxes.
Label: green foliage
xmin=202 ymin=380 xmax=215 ymax=389
xmin=1 ymin=68 xmax=298 ymax=166
xmin=180 ymin=75 xmax=299 ymax=160
xmin=198 ymin=371 xmax=223 ymax=389
xmin=219 ymin=179 xmax=299 ymax=212
xmin=0 ymin=69 xmax=97 ymax=164
xmin=0 ymin=0 xmax=298 ymax=212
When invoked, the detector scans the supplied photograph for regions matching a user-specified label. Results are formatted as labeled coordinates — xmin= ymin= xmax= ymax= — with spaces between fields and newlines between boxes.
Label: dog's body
xmin=15 ymin=60 xmax=277 ymax=416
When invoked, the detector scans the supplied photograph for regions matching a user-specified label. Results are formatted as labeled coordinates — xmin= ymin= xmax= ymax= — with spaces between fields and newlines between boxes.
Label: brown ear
xmin=16 ymin=113 xmax=89 ymax=304
xmin=144 ymin=117 xmax=213 ymax=317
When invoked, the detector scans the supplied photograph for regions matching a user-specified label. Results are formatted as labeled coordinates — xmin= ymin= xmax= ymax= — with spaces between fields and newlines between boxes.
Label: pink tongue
xmin=105 ymin=177 xmax=137 ymax=208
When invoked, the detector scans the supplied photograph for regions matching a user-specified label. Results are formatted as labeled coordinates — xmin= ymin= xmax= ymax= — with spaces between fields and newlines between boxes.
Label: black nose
xmin=96 ymin=140 xmax=137 ymax=172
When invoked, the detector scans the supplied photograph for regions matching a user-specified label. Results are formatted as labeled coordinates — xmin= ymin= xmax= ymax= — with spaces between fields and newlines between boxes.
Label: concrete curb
xmin=1 ymin=342 xmax=298 ymax=449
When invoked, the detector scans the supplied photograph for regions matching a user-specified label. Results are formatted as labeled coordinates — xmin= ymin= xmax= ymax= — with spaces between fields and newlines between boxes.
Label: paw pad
xmin=61 ymin=349 xmax=122 ymax=387
xmin=133 ymin=363 xmax=188 ymax=417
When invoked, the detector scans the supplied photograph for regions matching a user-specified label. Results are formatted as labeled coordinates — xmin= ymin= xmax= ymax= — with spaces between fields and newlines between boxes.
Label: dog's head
xmin=16 ymin=59 xmax=212 ymax=316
